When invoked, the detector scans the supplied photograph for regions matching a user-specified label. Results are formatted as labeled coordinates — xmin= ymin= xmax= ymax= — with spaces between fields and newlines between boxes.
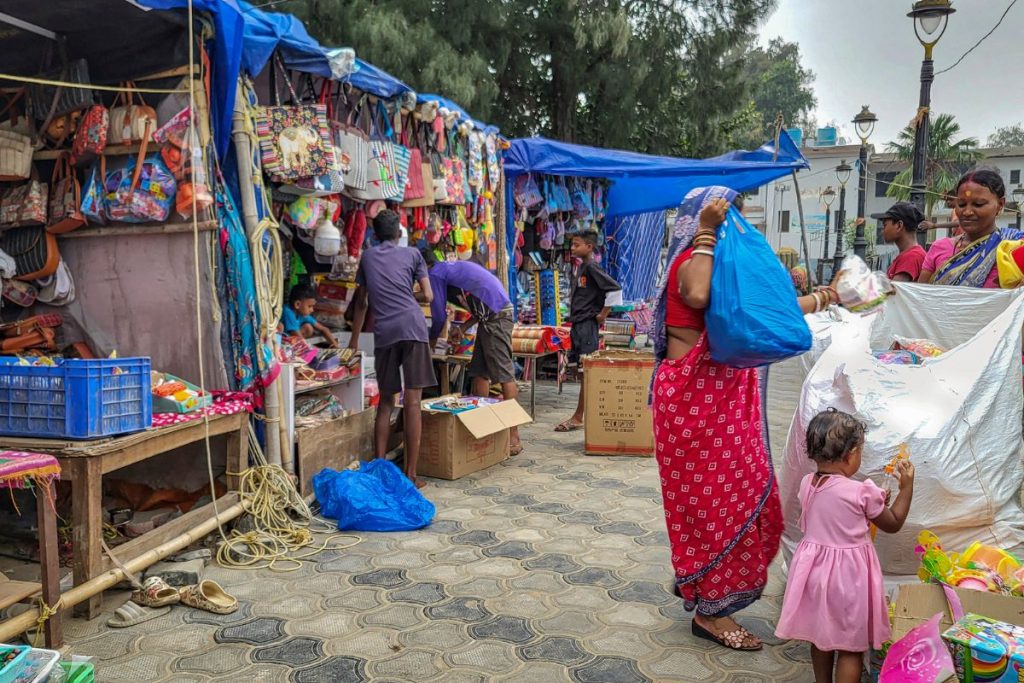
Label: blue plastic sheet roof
xmin=237 ymin=0 xmax=342 ymax=79
xmin=505 ymin=133 xmax=808 ymax=217
xmin=350 ymin=59 xmax=413 ymax=99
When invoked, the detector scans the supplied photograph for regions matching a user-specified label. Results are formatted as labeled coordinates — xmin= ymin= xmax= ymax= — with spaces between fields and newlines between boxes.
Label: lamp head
xmin=1013 ymin=185 xmax=1024 ymax=203
xmin=853 ymin=106 xmax=877 ymax=144
xmin=909 ymin=0 xmax=955 ymax=51
xmin=821 ymin=186 xmax=837 ymax=208
xmin=836 ymin=161 xmax=853 ymax=187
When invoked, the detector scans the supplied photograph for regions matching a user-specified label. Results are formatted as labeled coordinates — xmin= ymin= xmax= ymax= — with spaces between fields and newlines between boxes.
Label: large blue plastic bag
xmin=313 ymin=460 xmax=435 ymax=532
xmin=705 ymin=206 xmax=812 ymax=367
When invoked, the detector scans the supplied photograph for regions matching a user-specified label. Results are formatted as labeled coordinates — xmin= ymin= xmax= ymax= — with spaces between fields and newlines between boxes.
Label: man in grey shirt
xmin=349 ymin=210 xmax=436 ymax=487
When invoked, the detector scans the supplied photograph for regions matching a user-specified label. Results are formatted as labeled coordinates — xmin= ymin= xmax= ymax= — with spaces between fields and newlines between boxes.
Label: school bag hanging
xmin=103 ymin=142 xmax=177 ymax=224
xmin=705 ymin=206 xmax=812 ymax=367
xmin=543 ymin=177 xmax=559 ymax=215
xmin=47 ymin=153 xmax=85 ymax=234
xmin=80 ymin=157 xmax=106 ymax=224
xmin=572 ymin=179 xmax=593 ymax=220
xmin=254 ymin=55 xmax=335 ymax=183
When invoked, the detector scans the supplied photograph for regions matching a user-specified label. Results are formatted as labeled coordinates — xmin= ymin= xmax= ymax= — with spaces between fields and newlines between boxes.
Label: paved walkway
xmin=62 ymin=376 xmax=814 ymax=682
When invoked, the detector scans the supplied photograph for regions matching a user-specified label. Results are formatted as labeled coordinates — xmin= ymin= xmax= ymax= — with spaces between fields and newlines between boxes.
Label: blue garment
xmin=427 ymin=261 xmax=511 ymax=339
xmin=281 ymin=307 xmax=317 ymax=334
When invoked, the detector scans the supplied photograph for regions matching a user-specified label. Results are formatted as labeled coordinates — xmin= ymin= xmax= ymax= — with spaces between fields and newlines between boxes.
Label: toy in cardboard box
xmin=942 ymin=614 xmax=1024 ymax=683
xmin=151 ymin=372 xmax=211 ymax=414
xmin=916 ymin=531 xmax=1024 ymax=597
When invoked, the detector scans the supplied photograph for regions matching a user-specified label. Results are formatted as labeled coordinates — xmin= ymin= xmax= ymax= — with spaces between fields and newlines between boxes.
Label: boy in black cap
xmin=870 ymin=201 xmax=926 ymax=282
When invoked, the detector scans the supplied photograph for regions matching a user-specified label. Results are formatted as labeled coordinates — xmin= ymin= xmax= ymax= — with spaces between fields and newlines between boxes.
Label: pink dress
xmin=775 ymin=474 xmax=890 ymax=652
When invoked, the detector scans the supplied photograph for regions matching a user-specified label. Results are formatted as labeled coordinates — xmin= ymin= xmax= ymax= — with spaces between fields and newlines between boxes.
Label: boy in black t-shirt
xmin=555 ymin=230 xmax=622 ymax=433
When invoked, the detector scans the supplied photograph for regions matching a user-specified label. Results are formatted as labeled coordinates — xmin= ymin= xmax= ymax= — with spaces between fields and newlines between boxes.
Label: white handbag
xmin=0 ymin=130 xmax=33 ymax=181
xmin=109 ymin=84 xmax=157 ymax=145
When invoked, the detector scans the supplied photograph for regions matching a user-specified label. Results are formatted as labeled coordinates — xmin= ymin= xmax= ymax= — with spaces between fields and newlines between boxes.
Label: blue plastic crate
xmin=0 ymin=358 xmax=152 ymax=439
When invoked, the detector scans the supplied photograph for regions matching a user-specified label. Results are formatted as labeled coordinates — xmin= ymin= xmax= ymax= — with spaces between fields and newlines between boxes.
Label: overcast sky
xmin=757 ymin=0 xmax=1022 ymax=147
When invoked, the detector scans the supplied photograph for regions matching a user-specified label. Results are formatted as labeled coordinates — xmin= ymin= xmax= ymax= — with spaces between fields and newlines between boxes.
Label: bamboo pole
xmin=0 ymin=501 xmax=247 ymax=643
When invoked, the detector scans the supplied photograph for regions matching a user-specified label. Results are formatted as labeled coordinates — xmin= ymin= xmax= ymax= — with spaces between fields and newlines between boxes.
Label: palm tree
xmin=885 ymin=113 xmax=984 ymax=216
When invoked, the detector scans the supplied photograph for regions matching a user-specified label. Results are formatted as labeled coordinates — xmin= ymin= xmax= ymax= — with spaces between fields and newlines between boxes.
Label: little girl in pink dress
xmin=775 ymin=409 xmax=915 ymax=683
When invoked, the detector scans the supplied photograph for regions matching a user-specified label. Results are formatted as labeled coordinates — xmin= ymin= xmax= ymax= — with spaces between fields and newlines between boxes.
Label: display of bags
xmin=279 ymin=82 xmax=346 ymax=197
xmin=705 ymin=206 xmax=812 ymax=367
xmin=0 ymin=226 xmax=59 ymax=281
xmin=104 ymin=144 xmax=177 ymax=223
xmin=335 ymin=91 xmax=369 ymax=195
xmin=47 ymin=153 xmax=85 ymax=234
xmin=0 ymin=129 xmax=32 ymax=181
xmin=0 ymin=178 xmax=47 ymax=227
xmin=109 ymin=84 xmax=156 ymax=144
xmin=255 ymin=59 xmax=335 ymax=183
xmin=70 ymin=104 xmax=108 ymax=165
xmin=389 ymin=142 xmax=412 ymax=203
xmin=513 ymin=174 xmax=543 ymax=209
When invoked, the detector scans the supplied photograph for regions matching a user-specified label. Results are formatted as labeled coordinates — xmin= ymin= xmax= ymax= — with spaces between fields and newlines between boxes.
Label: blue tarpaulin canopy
xmin=504 ymin=133 xmax=807 ymax=218
xmin=504 ymin=133 xmax=808 ymax=302
xmin=237 ymin=0 xmax=347 ymax=79
xmin=351 ymin=59 xmax=413 ymax=99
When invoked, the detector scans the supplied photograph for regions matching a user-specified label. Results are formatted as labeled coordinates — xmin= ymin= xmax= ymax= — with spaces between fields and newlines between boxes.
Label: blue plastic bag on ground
xmin=313 ymin=460 xmax=435 ymax=532
xmin=706 ymin=206 xmax=812 ymax=368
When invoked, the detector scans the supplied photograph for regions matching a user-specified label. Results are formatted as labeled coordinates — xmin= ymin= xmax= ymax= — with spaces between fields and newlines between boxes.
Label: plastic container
xmin=0 ymin=645 xmax=30 ymax=683
xmin=14 ymin=648 xmax=59 ymax=683
xmin=0 ymin=358 xmax=152 ymax=439
xmin=151 ymin=372 xmax=212 ymax=415
xmin=56 ymin=662 xmax=94 ymax=683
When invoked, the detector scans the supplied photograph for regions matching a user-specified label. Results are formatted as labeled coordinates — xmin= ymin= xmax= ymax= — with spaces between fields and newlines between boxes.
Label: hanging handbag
xmin=103 ymin=135 xmax=177 ymax=223
xmin=255 ymin=56 xmax=335 ymax=183
xmin=513 ymin=173 xmax=543 ymax=209
xmin=401 ymin=116 xmax=431 ymax=207
xmin=572 ymin=178 xmax=594 ymax=219
xmin=0 ymin=226 xmax=59 ymax=281
xmin=28 ymin=57 xmax=92 ymax=122
xmin=47 ymin=153 xmax=85 ymax=234
xmin=70 ymin=104 xmax=108 ymax=164
xmin=0 ymin=129 xmax=32 ymax=181
xmin=336 ymin=90 xmax=369 ymax=195
xmin=0 ymin=90 xmax=33 ymax=137
xmin=280 ymin=81 xmax=346 ymax=197
xmin=359 ymin=101 xmax=398 ymax=202
xmin=80 ymin=157 xmax=106 ymax=224
xmin=485 ymin=133 xmax=501 ymax=194
xmin=0 ymin=175 xmax=47 ymax=227
xmin=439 ymin=127 xmax=466 ymax=206
xmin=108 ymin=83 xmax=156 ymax=145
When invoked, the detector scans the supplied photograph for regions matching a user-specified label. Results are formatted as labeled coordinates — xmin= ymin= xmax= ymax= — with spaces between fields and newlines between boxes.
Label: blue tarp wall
xmin=503 ymin=133 xmax=808 ymax=302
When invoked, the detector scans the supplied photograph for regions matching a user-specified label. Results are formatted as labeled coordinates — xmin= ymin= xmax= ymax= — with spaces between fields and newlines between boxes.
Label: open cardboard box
xmin=419 ymin=395 xmax=532 ymax=480
xmin=892 ymin=583 xmax=1024 ymax=641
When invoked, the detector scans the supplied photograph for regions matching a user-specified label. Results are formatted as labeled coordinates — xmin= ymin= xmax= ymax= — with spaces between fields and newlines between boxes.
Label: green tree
xmin=885 ymin=113 xmax=984 ymax=216
xmin=988 ymin=123 xmax=1024 ymax=148
xmin=729 ymin=38 xmax=816 ymax=150
xmin=292 ymin=0 xmax=776 ymax=156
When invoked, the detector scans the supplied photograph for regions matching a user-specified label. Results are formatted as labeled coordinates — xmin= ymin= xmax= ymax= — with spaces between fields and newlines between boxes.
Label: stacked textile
xmin=511 ymin=325 xmax=569 ymax=354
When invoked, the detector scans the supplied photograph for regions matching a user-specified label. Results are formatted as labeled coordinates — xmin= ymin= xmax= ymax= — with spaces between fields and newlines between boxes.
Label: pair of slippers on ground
xmin=107 ymin=576 xmax=238 ymax=628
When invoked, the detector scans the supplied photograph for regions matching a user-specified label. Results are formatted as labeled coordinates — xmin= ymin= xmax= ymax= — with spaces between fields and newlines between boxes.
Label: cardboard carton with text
xmin=419 ymin=396 xmax=532 ymax=480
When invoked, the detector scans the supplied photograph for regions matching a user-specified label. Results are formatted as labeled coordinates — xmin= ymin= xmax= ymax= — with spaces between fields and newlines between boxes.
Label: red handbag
xmin=70 ymin=104 xmax=108 ymax=165
xmin=47 ymin=153 xmax=85 ymax=234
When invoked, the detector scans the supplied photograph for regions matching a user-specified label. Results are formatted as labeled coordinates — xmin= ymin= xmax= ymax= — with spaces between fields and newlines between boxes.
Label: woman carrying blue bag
xmin=650 ymin=186 xmax=840 ymax=652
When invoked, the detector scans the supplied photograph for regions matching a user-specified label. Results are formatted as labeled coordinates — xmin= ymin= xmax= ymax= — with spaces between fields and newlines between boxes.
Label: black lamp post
xmin=852 ymin=106 xmax=878 ymax=259
xmin=1014 ymin=186 xmax=1024 ymax=230
xmin=820 ymin=186 xmax=837 ymax=281
xmin=908 ymin=0 xmax=956 ymax=246
xmin=833 ymin=161 xmax=852 ymax=271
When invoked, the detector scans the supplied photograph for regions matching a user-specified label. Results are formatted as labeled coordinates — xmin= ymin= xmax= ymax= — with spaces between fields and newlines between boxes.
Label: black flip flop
xmin=691 ymin=620 xmax=763 ymax=651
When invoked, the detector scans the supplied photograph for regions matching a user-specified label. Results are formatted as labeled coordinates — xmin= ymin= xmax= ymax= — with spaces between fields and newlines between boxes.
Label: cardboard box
xmin=943 ymin=613 xmax=1024 ymax=683
xmin=893 ymin=583 xmax=1024 ymax=641
xmin=419 ymin=397 xmax=532 ymax=480
xmin=295 ymin=409 xmax=374 ymax=497
xmin=583 ymin=349 xmax=655 ymax=456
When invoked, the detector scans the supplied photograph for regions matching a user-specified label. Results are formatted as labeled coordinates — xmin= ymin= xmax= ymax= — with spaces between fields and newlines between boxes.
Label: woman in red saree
xmin=651 ymin=186 xmax=837 ymax=650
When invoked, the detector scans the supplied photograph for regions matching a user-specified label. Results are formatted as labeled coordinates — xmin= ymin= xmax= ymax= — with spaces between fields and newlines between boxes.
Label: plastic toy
xmin=871 ymin=444 xmax=911 ymax=541
xmin=915 ymin=530 xmax=1024 ymax=595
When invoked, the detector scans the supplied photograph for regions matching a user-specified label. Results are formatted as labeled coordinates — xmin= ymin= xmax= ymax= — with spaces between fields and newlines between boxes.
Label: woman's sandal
xmin=554 ymin=420 xmax=583 ymax=433
xmin=691 ymin=619 xmax=763 ymax=651
xmin=131 ymin=576 xmax=181 ymax=608
xmin=179 ymin=580 xmax=238 ymax=615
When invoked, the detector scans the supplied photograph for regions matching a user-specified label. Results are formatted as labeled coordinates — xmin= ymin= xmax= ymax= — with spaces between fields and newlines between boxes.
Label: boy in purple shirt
xmin=424 ymin=252 xmax=523 ymax=454
xmin=349 ymin=210 xmax=436 ymax=487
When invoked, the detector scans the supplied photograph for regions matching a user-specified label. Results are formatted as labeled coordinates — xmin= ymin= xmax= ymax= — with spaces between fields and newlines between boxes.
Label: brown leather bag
xmin=47 ymin=153 xmax=85 ymax=234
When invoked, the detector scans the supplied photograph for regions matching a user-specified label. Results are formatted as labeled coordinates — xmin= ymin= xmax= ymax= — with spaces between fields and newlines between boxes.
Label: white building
xmin=755 ymin=141 xmax=1024 ymax=278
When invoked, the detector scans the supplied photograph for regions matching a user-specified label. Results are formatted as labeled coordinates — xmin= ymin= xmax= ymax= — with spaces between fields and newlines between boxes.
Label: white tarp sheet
xmin=780 ymin=283 xmax=1024 ymax=576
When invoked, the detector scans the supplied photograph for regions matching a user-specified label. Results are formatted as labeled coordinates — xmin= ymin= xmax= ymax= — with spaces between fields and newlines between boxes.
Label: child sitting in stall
xmin=775 ymin=408 xmax=914 ymax=683
xmin=280 ymin=284 xmax=338 ymax=347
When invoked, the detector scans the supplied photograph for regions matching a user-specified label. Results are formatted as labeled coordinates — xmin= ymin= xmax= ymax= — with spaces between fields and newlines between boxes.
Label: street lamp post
xmin=819 ymin=186 xmax=837 ymax=281
xmin=908 ymin=0 xmax=956 ymax=246
xmin=1014 ymin=186 xmax=1024 ymax=231
xmin=833 ymin=161 xmax=852 ymax=271
xmin=852 ymin=106 xmax=878 ymax=259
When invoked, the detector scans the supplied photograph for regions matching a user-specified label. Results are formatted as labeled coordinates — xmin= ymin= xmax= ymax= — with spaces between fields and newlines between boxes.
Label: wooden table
xmin=514 ymin=350 xmax=565 ymax=418
xmin=432 ymin=354 xmax=472 ymax=396
xmin=0 ymin=452 xmax=61 ymax=647
xmin=5 ymin=412 xmax=248 ymax=619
